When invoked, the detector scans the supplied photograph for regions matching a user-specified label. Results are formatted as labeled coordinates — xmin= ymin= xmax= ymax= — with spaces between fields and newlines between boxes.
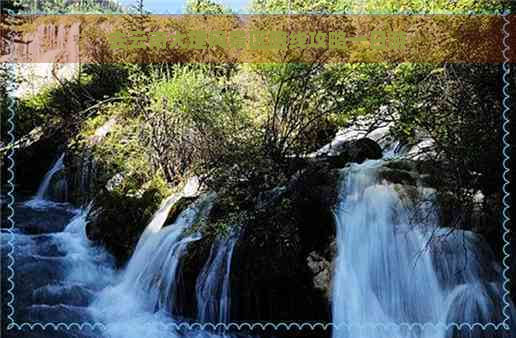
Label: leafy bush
xmin=250 ymin=0 xmax=506 ymax=14
xmin=131 ymin=65 xmax=250 ymax=184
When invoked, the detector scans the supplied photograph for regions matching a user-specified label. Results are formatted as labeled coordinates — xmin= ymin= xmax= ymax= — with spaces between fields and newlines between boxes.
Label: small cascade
xmin=331 ymin=159 xmax=515 ymax=338
xmin=90 ymin=193 xmax=216 ymax=338
xmin=2 ymin=200 xmax=115 ymax=330
xmin=134 ymin=176 xmax=201 ymax=251
xmin=56 ymin=206 xmax=115 ymax=287
xmin=196 ymin=230 xmax=240 ymax=327
xmin=25 ymin=153 xmax=66 ymax=208
xmin=34 ymin=152 xmax=65 ymax=199
xmin=133 ymin=193 xmax=183 ymax=249
xmin=121 ymin=203 xmax=203 ymax=313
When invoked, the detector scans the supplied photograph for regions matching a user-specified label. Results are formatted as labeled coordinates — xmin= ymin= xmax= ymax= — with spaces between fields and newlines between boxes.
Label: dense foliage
xmin=4 ymin=0 xmax=123 ymax=14
xmin=251 ymin=0 xmax=508 ymax=13
xmin=2 ymin=0 xmax=510 ymax=245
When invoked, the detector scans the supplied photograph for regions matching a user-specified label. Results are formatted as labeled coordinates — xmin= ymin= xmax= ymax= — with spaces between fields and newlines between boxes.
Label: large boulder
xmin=306 ymin=242 xmax=336 ymax=303
xmin=85 ymin=187 xmax=166 ymax=265
xmin=315 ymin=137 xmax=383 ymax=168
xmin=342 ymin=137 xmax=383 ymax=163
xmin=231 ymin=161 xmax=339 ymax=335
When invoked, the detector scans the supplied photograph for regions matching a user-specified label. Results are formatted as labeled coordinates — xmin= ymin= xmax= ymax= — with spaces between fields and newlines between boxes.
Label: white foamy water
xmin=332 ymin=159 xmax=515 ymax=338
xmin=24 ymin=153 xmax=67 ymax=209
xmin=89 ymin=193 xmax=217 ymax=338
xmin=196 ymin=229 xmax=240 ymax=331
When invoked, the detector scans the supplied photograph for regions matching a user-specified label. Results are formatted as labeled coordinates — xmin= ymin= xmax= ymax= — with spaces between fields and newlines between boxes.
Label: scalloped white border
xmin=3 ymin=13 xmax=512 ymax=335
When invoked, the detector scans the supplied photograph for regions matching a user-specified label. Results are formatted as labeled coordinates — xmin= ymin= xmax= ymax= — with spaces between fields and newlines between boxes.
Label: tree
xmin=133 ymin=66 xmax=247 ymax=184
xmin=251 ymin=0 xmax=350 ymax=13
xmin=185 ymin=0 xmax=231 ymax=14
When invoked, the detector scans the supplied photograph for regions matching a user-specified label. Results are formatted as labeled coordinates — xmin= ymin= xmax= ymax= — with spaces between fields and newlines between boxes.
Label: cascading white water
xmin=331 ymin=159 xmax=515 ymax=338
xmin=9 ymin=158 xmax=249 ymax=337
xmin=34 ymin=152 xmax=64 ymax=199
xmin=3 ymin=159 xmax=115 ymax=330
xmin=24 ymin=153 xmax=66 ymax=208
xmin=122 ymin=204 xmax=203 ymax=313
xmin=57 ymin=206 xmax=116 ymax=288
xmin=196 ymin=230 xmax=239 ymax=326
xmin=134 ymin=193 xmax=185 ymax=248
xmin=90 ymin=192 xmax=216 ymax=338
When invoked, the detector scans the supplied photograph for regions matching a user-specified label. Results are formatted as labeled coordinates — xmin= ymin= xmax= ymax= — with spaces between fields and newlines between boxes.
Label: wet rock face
xmin=306 ymin=246 xmax=335 ymax=303
xmin=343 ymin=137 xmax=383 ymax=164
xmin=174 ymin=236 xmax=212 ymax=318
xmin=226 ymin=161 xmax=339 ymax=335
xmin=313 ymin=137 xmax=383 ymax=168
xmin=3 ymin=129 xmax=67 ymax=197
xmin=85 ymin=188 xmax=163 ymax=266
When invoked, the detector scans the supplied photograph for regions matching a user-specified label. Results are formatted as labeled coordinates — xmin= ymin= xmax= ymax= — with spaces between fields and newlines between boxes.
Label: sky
xmin=119 ymin=0 xmax=251 ymax=14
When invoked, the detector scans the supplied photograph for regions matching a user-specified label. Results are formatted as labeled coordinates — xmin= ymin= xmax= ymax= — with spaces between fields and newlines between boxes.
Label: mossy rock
xmin=381 ymin=159 xmax=439 ymax=188
xmin=228 ymin=161 xmax=339 ymax=328
xmin=378 ymin=167 xmax=419 ymax=186
xmin=384 ymin=159 xmax=417 ymax=172
xmin=319 ymin=137 xmax=383 ymax=168
xmin=9 ymin=128 xmax=67 ymax=197
xmin=85 ymin=186 xmax=165 ymax=265
xmin=172 ymin=161 xmax=339 ymax=336
xmin=163 ymin=196 xmax=198 ymax=227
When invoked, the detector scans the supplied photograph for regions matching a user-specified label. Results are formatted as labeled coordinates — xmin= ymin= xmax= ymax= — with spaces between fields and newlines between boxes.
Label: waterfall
xmin=331 ymin=159 xmax=515 ymax=338
xmin=196 ymin=230 xmax=239 ymax=326
xmin=25 ymin=153 xmax=66 ymax=208
xmin=33 ymin=152 xmax=65 ymax=199
xmin=121 ymin=203 xmax=203 ymax=313
xmin=57 ymin=206 xmax=115 ymax=287
xmin=90 ymin=193 xmax=216 ymax=338
xmin=134 ymin=193 xmax=185 ymax=249
xmin=4 ymin=196 xmax=115 ymax=326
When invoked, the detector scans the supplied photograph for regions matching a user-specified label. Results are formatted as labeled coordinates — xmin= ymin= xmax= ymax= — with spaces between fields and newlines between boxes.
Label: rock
xmin=32 ymin=284 xmax=95 ymax=307
xmin=378 ymin=159 xmax=438 ymax=188
xmin=88 ymin=116 xmax=118 ymax=144
xmin=163 ymin=196 xmax=198 ymax=226
xmin=384 ymin=159 xmax=417 ymax=172
xmin=306 ymin=250 xmax=333 ymax=301
xmin=1 ymin=125 xmax=66 ymax=197
xmin=173 ymin=236 xmax=212 ymax=318
xmin=343 ymin=137 xmax=383 ymax=163
xmin=105 ymin=173 xmax=124 ymax=192
xmin=315 ymin=137 xmax=383 ymax=168
xmin=19 ymin=304 xmax=92 ymax=323
xmin=15 ymin=206 xmax=74 ymax=234
xmin=85 ymin=187 xmax=167 ymax=265
xmin=227 ymin=161 xmax=339 ymax=329
xmin=378 ymin=167 xmax=418 ymax=186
